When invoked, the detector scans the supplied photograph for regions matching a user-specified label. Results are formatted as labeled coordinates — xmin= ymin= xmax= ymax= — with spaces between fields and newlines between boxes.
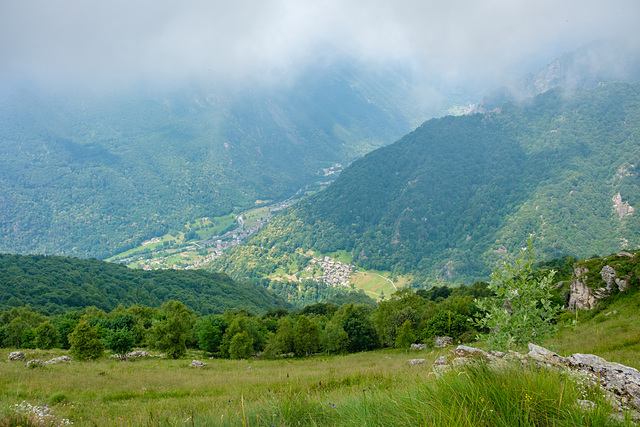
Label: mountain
xmin=211 ymin=82 xmax=640 ymax=285
xmin=0 ymin=253 xmax=289 ymax=315
xmin=479 ymin=40 xmax=640 ymax=110
xmin=0 ymin=62 xmax=437 ymax=259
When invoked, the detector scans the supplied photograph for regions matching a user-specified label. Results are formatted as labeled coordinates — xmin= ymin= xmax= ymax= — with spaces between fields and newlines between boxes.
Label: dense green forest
xmin=0 ymin=254 xmax=288 ymax=315
xmin=0 ymin=64 xmax=432 ymax=259
xmin=212 ymin=83 xmax=640 ymax=285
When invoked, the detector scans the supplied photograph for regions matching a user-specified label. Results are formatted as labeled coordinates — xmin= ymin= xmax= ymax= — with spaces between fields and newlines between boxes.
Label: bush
xmin=474 ymin=237 xmax=560 ymax=350
xmin=68 ymin=320 xmax=105 ymax=361
xmin=104 ymin=329 xmax=135 ymax=359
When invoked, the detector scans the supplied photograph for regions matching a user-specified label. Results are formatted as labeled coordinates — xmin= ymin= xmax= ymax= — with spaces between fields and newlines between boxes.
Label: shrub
xmin=474 ymin=236 xmax=560 ymax=350
xmin=68 ymin=320 xmax=105 ymax=361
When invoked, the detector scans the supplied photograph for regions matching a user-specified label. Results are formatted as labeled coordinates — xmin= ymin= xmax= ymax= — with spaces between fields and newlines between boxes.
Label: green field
xmin=2 ymin=334 xmax=634 ymax=426
xmin=0 ymin=347 xmax=444 ymax=426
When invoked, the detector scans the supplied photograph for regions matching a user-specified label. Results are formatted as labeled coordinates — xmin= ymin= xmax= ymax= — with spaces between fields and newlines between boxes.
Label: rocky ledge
xmin=432 ymin=344 xmax=640 ymax=419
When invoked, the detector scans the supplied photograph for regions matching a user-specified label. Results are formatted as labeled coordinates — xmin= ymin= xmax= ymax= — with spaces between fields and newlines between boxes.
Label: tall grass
xmin=1 ymin=346 xmax=633 ymax=426
xmin=231 ymin=362 xmax=630 ymax=426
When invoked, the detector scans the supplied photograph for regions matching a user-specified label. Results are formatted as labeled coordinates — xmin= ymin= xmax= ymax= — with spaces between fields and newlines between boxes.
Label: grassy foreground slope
xmin=214 ymin=83 xmax=640 ymax=285
xmin=2 ymin=252 xmax=639 ymax=425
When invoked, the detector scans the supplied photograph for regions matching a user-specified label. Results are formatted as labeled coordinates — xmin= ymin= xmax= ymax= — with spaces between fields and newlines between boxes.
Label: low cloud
xmin=1 ymin=0 xmax=639 ymax=93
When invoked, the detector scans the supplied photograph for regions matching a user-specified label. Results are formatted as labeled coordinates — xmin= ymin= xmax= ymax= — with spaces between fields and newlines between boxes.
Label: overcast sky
xmin=1 ymin=0 xmax=639 ymax=94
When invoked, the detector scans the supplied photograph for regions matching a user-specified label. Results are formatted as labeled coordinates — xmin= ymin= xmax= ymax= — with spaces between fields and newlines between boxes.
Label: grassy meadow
xmin=2 ymin=338 xmax=636 ymax=426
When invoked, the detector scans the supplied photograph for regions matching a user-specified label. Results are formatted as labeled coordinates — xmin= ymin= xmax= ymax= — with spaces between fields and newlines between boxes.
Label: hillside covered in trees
xmin=212 ymin=83 xmax=640 ymax=285
xmin=0 ymin=254 xmax=288 ymax=315
xmin=0 ymin=64 xmax=431 ymax=259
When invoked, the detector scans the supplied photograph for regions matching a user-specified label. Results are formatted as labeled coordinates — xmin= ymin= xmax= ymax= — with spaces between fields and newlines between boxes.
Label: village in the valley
xmin=308 ymin=257 xmax=354 ymax=287
xmin=135 ymin=201 xmax=291 ymax=271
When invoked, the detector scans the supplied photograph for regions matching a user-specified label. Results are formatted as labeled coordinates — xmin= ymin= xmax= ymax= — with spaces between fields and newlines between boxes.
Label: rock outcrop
xmin=600 ymin=265 xmax=629 ymax=293
xmin=189 ymin=360 xmax=207 ymax=369
xmin=44 ymin=356 xmax=71 ymax=365
xmin=26 ymin=359 xmax=43 ymax=368
xmin=569 ymin=255 xmax=636 ymax=311
xmin=432 ymin=343 xmax=640 ymax=418
xmin=8 ymin=351 xmax=26 ymax=362
xmin=434 ymin=336 xmax=453 ymax=348
xmin=568 ymin=267 xmax=598 ymax=310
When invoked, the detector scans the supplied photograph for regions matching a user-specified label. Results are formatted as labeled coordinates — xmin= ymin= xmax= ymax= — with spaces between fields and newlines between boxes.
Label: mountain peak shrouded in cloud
xmin=1 ymin=0 xmax=639 ymax=96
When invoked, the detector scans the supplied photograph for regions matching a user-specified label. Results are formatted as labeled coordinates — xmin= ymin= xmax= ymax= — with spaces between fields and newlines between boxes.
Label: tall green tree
xmin=196 ymin=315 xmax=227 ymax=356
xmin=35 ymin=321 xmax=59 ymax=349
xmin=322 ymin=322 xmax=349 ymax=355
xmin=229 ymin=331 xmax=253 ymax=359
xmin=395 ymin=320 xmax=416 ymax=349
xmin=293 ymin=315 xmax=320 ymax=357
xmin=148 ymin=300 xmax=196 ymax=359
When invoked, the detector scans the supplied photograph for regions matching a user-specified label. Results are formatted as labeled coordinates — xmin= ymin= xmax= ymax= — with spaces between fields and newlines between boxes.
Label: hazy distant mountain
xmin=213 ymin=82 xmax=640 ymax=285
xmin=480 ymin=40 xmax=640 ymax=110
xmin=0 ymin=63 xmax=437 ymax=258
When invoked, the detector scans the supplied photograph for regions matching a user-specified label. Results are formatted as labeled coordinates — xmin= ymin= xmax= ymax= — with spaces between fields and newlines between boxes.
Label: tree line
xmin=0 ymin=282 xmax=495 ymax=360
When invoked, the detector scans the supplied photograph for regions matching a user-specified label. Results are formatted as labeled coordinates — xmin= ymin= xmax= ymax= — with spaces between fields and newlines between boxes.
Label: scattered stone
xmin=189 ymin=360 xmax=207 ymax=369
xmin=434 ymin=336 xmax=453 ymax=348
xmin=453 ymin=345 xmax=490 ymax=359
xmin=408 ymin=359 xmax=426 ymax=366
xmin=127 ymin=350 xmax=155 ymax=358
xmin=26 ymin=359 xmax=44 ymax=368
xmin=432 ymin=356 xmax=449 ymax=374
xmin=8 ymin=351 xmax=26 ymax=362
xmin=410 ymin=343 xmax=427 ymax=350
xmin=246 ymin=366 xmax=252 ymax=371
xmin=11 ymin=401 xmax=71 ymax=426
xmin=44 ymin=356 xmax=72 ymax=365
xmin=617 ymin=251 xmax=634 ymax=258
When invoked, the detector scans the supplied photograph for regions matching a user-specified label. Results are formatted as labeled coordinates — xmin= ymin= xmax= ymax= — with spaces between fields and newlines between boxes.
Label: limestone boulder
xmin=8 ymin=351 xmax=26 ymax=362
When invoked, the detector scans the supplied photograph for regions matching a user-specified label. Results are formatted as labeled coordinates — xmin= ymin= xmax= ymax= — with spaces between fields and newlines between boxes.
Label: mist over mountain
xmin=0 ymin=63 xmax=436 ymax=259
xmin=480 ymin=39 xmax=640 ymax=110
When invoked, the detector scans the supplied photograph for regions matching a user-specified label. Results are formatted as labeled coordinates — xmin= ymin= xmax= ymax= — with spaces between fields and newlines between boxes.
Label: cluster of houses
xmin=137 ymin=202 xmax=293 ymax=271
xmin=310 ymin=256 xmax=355 ymax=287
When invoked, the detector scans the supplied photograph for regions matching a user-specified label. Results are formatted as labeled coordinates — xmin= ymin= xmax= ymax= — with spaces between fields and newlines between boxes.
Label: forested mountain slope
xmin=0 ymin=253 xmax=288 ymax=315
xmin=0 ymin=64 xmax=429 ymax=259
xmin=213 ymin=83 xmax=640 ymax=285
